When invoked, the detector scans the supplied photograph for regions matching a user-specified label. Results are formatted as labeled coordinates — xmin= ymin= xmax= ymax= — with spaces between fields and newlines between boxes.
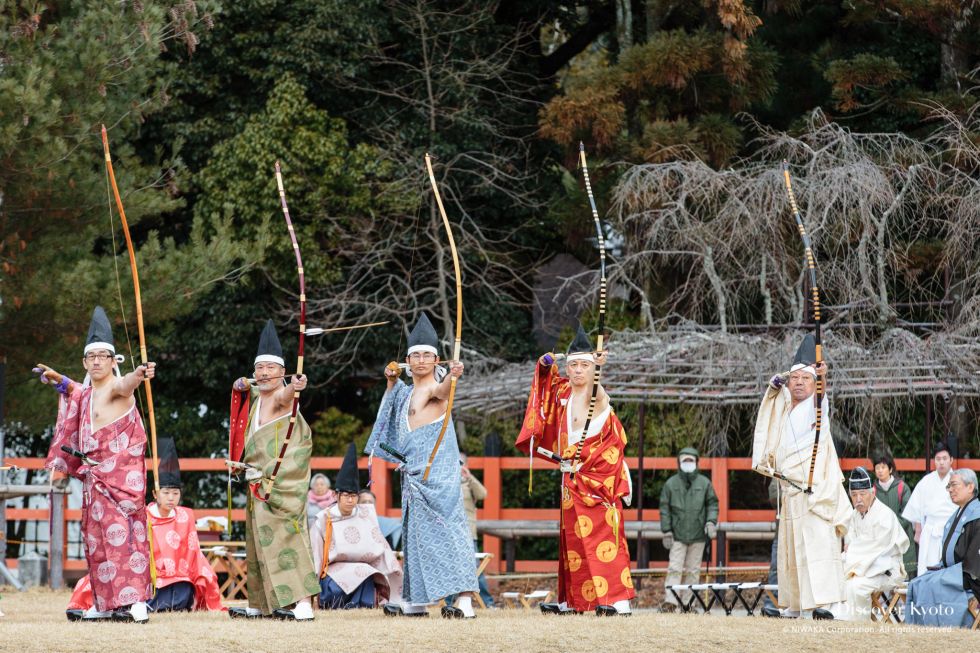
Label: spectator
xmin=309 ymin=443 xmax=403 ymax=609
xmin=872 ymin=452 xmax=917 ymax=578
xmin=906 ymin=468 xmax=980 ymax=627
xmin=659 ymin=447 xmax=718 ymax=612
xmin=830 ymin=467 xmax=909 ymax=621
xmin=307 ymin=473 xmax=337 ymax=529
xmin=902 ymin=443 xmax=957 ymax=574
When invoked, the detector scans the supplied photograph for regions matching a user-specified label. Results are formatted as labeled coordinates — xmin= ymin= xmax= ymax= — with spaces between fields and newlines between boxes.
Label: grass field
xmin=0 ymin=588 xmax=975 ymax=652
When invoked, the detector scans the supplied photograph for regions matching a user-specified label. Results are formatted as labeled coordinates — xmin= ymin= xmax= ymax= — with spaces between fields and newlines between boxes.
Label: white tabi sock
xmin=292 ymin=599 xmax=314 ymax=621
xmin=245 ymin=606 xmax=263 ymax=616
xmin=457 ymin=596 xmax=475 ymax=618
xmin=557 ymin=601 xmax=568 ymax=610
xmin=612 ymin=599 xmax=631 ymax=614
xmin=782 ymin=608 xmax=800 ymax=618
xmin=82 ymin=606 xmax=113 ymax=619
xmin=129 ymin=602 xmax=148 ymax=623
xmin=401 ymin=602 xmax=428 ymax=615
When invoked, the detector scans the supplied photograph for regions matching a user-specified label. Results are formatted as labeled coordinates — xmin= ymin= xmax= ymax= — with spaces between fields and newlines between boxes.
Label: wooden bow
xmin=782 ymin=162 xmax=823 ymax=495
xmin=422 ymin=153 xmax=462 ymax=482
xmin=571 ymin=143 xmax=608 ymax=475
xmin=259 ymin=161 xmax=307 ymax=501
xmin=101 ymin=125 xmax=160 ymax=493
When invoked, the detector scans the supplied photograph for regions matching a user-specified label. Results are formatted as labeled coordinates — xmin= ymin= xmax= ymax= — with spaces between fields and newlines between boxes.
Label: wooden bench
xmin=969 ymin=596 xmax=980 ymax=630
xmin=501 ymin=590 xmax=552 ymax=609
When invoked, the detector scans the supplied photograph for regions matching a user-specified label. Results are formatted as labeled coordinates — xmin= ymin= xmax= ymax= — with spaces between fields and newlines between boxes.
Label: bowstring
xmin=103 ymin=147 xmax=147 ymax=422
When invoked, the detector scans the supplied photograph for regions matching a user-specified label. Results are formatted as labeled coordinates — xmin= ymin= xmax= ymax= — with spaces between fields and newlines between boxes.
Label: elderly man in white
xmin=753 ymin=335 xmax=852 ymax=620
xmin=831 ymin=467 xmax=910 ymax=621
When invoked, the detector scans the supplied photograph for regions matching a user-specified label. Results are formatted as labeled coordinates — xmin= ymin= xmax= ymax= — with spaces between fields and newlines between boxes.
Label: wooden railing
xmin=4 ymin=456 xmax=976 ymax=575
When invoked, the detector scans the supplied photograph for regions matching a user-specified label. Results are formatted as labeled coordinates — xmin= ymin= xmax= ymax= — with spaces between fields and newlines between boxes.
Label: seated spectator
xmin=67 ymin=438 xmax=224 ymax=619
xmin=358 ymin=489 xmax=402 ymax=549
xmin=830 ymin=467 xmax=909 ymax=621
xmin=954 ymin=475 xmax=980 ymax=604
xmin=310 ymin=443 xmax=402 ymax=609
xmin=906 ymin=468 xmax=980 ymax=627
xmin=307 ymin=473 xmax=337 ymax=529
xmin=872 ymin=452 xmax=917 ymax=578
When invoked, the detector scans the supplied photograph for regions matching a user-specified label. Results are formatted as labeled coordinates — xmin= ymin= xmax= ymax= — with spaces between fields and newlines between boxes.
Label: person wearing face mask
xmin=659 ymin=447 xmax=718 ymax=612
xmin=752 ymin=335 xmax=852 ymax=620
xmin=516 ymin=323 xmax=635 ymax=617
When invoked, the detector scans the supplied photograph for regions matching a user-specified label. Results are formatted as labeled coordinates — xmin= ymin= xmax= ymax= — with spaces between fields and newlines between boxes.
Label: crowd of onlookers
xmin=658 ymin=441 xmax=980 ymax=626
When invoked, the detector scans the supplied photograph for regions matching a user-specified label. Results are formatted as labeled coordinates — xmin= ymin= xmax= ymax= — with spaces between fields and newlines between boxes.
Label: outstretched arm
xmin=111 ymin=363 xmax=156 ymax=398
xmin=272 ymin=374 xmax=307 ymax=412
xmin=431 ymin=361 xmax=464 ymax=401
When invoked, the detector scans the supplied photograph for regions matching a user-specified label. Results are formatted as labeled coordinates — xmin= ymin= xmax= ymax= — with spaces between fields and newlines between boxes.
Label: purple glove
xmin=33 ymin=367 xmax=75 ymax=395
xmin=541 ymin=353 xmax=555 ymax=366
xmin=54 ymin=376 xmax=74 ymax=395
xmin=233 ymin=377 xmax=250 ymax=392
xmin=769 ymin=374 xmax=786 ymax=389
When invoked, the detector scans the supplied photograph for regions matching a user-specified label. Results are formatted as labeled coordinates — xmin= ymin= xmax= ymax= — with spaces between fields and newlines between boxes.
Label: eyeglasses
xmin=84 ymin=353 xmax=112 ymax=362
xmin=408 ymin=352 xmax=436 ymax=362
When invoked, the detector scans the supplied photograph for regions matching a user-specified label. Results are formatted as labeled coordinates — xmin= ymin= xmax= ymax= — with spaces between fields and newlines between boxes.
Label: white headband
xmin=790 ymin=363 xmax=817 ymax=378
xmin=254 ymin=355 xmax=285 ymax=367
xmin=84 ymin=341 xmax=116 ymax=355
xmin=565 ymin=353 xmax=593 ymax=363
xmin=407 ymin=344 xmax=438 ymax=357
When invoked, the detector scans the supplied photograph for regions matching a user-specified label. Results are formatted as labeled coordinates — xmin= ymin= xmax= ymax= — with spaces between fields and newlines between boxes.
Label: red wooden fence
xmin=4 ymin=456 xmax=976 ymax=574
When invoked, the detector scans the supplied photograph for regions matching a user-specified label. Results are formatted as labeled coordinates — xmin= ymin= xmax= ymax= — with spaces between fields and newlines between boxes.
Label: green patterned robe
xmin=243 ymin=395 xmax=320 ymax=611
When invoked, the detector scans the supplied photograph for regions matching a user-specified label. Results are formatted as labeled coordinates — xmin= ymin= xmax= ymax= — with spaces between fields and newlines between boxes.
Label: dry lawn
xmin=0 ymin=588 xmax=974 ymax=653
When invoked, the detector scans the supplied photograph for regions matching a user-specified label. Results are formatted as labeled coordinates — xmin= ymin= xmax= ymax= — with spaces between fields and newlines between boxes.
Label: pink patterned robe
xmin=45 ymin=387 xmax=152 ymax=611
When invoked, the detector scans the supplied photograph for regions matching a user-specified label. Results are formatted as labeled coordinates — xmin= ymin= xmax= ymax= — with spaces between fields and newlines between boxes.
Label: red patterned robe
xmin=516 ymin=359 xmax=635 ymax=611
xmin=45 ymin=387 xmax=152 ymax=611
xmin=68 ymin=504 xmax=225 ymax=612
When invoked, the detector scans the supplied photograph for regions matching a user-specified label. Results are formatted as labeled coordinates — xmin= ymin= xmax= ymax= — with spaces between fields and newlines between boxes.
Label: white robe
xmin=901 ymin=470 xmax=956 ymax=573
xmin=833 ymin=498 xmax=910 ymax=621
xmin=752 ymin=385 xmax=852 ymax=611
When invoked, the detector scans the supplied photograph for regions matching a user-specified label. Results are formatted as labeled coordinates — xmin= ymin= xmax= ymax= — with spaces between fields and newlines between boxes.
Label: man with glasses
xmin=39 ymin=306 xmax=156 ymax=622
xmin=366 ymin=313 xmax=478 ymax=618
xmin=310 ymin=443 xmax=403 ymax=609
xmin=906 ymin=468 xmax=980 ymax=627
xmin=753 ymin=335 xmax=852 ymax=620
xmin=227 ymin=320 xmax=317 ymax=620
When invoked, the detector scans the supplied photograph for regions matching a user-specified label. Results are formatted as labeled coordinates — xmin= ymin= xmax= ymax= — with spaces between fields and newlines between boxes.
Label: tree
xmin=0 ymin=1 xmax=235 ymax=429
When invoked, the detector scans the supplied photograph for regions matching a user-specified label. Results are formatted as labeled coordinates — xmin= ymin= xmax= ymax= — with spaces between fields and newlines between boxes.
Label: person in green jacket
xmin=872 ymin=452 xmax=917 ymax=579
xmin=659 ymin=447 xmax=719 ymax=611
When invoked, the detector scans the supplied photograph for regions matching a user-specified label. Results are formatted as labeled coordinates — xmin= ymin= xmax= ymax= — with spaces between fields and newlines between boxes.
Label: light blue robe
xmin=365 ymin=379 xmax=478 ymax=603
xmin=906 ymin=498 xmax=980 ymax=627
